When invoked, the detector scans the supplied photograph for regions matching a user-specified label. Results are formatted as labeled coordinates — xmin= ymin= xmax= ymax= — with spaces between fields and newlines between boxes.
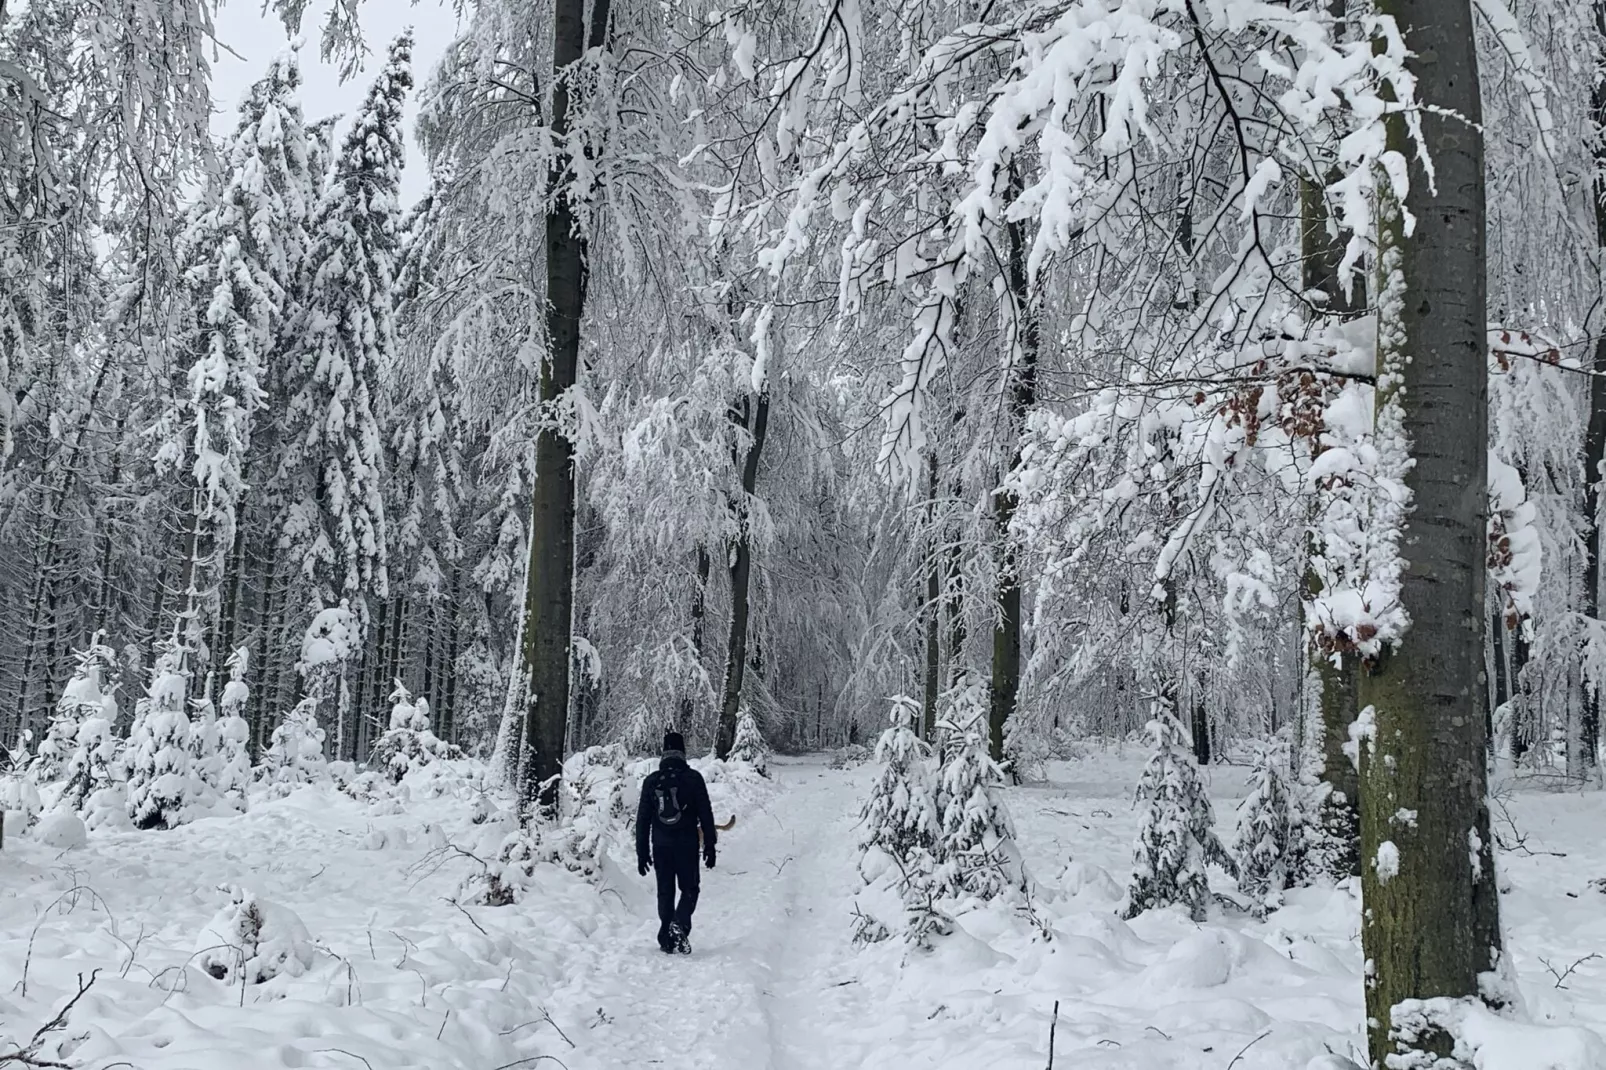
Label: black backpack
xmin=653 ymin=768 xmax=690 ymax=829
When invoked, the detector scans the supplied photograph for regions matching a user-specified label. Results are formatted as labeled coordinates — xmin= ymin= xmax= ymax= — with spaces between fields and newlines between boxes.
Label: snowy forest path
xmin=548 ymin=758 xmax=870 ymax=1070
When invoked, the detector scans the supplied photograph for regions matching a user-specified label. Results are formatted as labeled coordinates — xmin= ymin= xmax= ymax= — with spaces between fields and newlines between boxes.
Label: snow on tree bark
xmin=1357 ymin=0 xmax=1506 ymax=1061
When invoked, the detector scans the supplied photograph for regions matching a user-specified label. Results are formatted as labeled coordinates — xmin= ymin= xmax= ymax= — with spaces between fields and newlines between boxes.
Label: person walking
xmin=636 ymin=731 xmax=717 ymax=953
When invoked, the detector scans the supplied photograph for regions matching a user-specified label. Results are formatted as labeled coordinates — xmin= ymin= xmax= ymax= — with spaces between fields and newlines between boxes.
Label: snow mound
xmin=194 ymin=885 xmax=317 ymax=985
xmin=33 ymin=809 xmax=87 ymax=849
xmin=1391 ymin=997 xmax=1606 ymax=1070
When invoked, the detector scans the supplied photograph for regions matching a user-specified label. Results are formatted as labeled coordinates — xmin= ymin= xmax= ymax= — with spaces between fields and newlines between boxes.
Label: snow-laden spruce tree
xmin=727 ymin=708 xmax=769 ymax=776
xmin=0 ymin=734 xmax=43 ymax=833
xmin=260 ymin=698 xmax=329 ymax=794
xmin=60 ymin=716 xmax=123 ymax=819
xmin=934 ymin=712 xmax=1027 ymax=902
xmin=856 ymin=696 xmax=946 ymax=944
xmin=861 ymin=697 xmax=941 ymax=869
xmin=215 ymin=647 xmax=253 ymax=807
xmin=278 ymin=33 xmax=410 ymax=641
xmin=372 ymin=681 xmax=459 ymax=783
xmin=1232 ymin=740 xmax=1295 ymax=916
xmin=32 ymin=632 xmax=119 ymax=784
xmin=126 ymin=645 xmax=210 ymax=829
xmin=161 ymin=47 xmax=314 ymax=676
xmin=1122 ymin=704 xmax=1236 ymax=921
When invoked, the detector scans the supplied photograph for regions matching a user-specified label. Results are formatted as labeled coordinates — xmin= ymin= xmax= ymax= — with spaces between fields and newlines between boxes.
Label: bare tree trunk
xmin=386 ymin=593 xmax=409 ymax=708
xmin=1358 ymin=1 xmax=1503 ymax=1060
xmin=989 ymin=170 xmax=1039 ymax=765
xmin=1580 ymin=0 xmax=1606 ymax=771
xmin=715 ymin=389 xmax=770 ymax=758
xmin=923 ymin=451 xmax=941 ymax=739
xmin=216 ymin=521 xmax=249 ymax=679
xmin=680 ymin=545 xmax=710 ymax=731
xmin=252 ymin=540 xmax=281 ymax=750
xmin=946 ymin=521 xmax=966 ymax=686
xmin=363 ymin=595 xmax=391 ymax=754
xmin=443 ymin=565 xmax=461 ymax=744
xmin=1190 ymin=677 xmax=1211 ymax=766
xmin=518 ymin=0 xmax=611 ymax=817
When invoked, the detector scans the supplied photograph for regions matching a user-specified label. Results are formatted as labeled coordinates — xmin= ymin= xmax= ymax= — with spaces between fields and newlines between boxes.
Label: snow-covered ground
xmin=5 ymin=751 xmax=1606 ymax=1069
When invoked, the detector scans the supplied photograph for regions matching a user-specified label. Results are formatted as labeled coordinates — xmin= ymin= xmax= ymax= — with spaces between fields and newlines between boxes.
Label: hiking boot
xmin=668 ymin=923 xmax=691 ymax=955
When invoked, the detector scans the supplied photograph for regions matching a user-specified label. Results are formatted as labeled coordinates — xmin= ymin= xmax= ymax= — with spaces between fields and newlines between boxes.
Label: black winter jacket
xmin=636 ymin=756 xmax=716 ymax=863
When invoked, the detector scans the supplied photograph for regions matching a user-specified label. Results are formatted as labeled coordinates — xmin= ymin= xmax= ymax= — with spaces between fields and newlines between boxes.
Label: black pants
xmin=651 ymin=830 xmax=701 ymax=943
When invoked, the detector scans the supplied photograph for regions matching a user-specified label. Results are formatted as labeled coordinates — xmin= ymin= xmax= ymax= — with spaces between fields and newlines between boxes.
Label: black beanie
xmin=663 ymin=731 xmax=686 ymax=755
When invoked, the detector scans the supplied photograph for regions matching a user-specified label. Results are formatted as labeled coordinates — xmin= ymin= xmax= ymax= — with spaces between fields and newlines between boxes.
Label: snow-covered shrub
xmin=372 ymin=682 xmax=461 ymax=783
xmin=195 ymin=885 xmax=317 ymax=984
xmin=125 ymin=646 xmax=209 ymax=830
xmin=1122 ymin=706 xmax=1236 ymax=922
xmin=1232 ymin=741 xmax=1294 ymax=915
xmin=1 ymin=736 xmax=43 ymax=836
xmin=461 ymin=746 xmax=628 ymax=902
xmin=934 ymin=715 xmax=1027 ymax=902
xmin=549 ymin=743 xmax=629 ymax=875
xmin=297 ymin=604 xmax=357 ymax=749
xmin=828 ymin=743 xmax=871 ymax=769
xmin=259 ymin=698 xmax=329 ymax=794
xmin=32 ymin=633 xmax=119 ymax=783
xmin=728 ymin=708 xmax=769 ymax=776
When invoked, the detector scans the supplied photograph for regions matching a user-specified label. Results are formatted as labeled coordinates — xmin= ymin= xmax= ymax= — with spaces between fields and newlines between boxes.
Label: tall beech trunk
xmin=1358 ymin=0 xmax=1503 ymax=1061
xmin=715 ymin=389 xmax=770 ymax=759
xmin=989 ymin=175 xmax=1038 ymax=765
xmin=517 ymin=0 xmax=611 ymax=817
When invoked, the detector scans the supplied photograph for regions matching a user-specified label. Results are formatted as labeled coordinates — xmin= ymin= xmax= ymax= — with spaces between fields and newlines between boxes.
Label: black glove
xmin=704 ymin=845 xmax=716 ymax=870
xmin=638 ymin=857 xmax=651 ymax=877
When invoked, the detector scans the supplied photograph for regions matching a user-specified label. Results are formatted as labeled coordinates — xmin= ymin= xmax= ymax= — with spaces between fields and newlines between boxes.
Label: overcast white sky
xmin=208 ymin=0 xmax=464 ymax=204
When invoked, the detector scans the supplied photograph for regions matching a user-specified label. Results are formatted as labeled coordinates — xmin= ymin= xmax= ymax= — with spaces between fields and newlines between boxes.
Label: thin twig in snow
xmin=1227 ymin=1029 xmax=1272 ymax=1069
xmin=315 ymin=1048 xmax=375 ymax=1070
xmin=1540 ymin=952 xmax=1601 ymax=989
xmin=21 ymin=883 xmax=112 ymax=997
xmin=444 ymin=898 xmax=488 ymax=936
